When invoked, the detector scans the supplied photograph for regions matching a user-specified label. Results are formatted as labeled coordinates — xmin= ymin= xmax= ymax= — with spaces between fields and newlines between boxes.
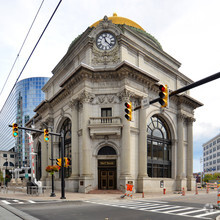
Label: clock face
xmin=96 ymin=32 xmax=116 ymax=50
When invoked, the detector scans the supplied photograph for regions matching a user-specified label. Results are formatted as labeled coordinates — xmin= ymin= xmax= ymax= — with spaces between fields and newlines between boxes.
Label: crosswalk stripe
xmin=28 ymin=200 xmax=36 ymax=203
xmin=163 ymin=207 xmax=193 ymax=213
xmin=151 ymin=206 xmax=181 ymax=211
xmin=178 ymin=208 xmax=206 ymax=215
xmin=2 ymin=200 xmax=10 ymax=204
xmin=13 ymin=200 xmax=24 ymax=204
xmin=194 ymin=210 xmax=220 ymax=218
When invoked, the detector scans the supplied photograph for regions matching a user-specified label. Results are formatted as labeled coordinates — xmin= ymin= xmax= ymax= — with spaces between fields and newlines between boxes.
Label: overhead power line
xmin=0 ymin=0 xmax=45 ymax=97
xmin=0 ymin=0 xmax=62 ymax=111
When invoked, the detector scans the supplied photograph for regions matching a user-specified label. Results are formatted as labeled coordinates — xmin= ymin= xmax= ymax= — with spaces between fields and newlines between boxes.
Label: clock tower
xmin=29 ymin=13 xmax=202 ymax=193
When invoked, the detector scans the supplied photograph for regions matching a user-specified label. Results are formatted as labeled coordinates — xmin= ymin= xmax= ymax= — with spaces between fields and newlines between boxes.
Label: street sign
xmin=141 ymin=97 xmax=149 ymax=109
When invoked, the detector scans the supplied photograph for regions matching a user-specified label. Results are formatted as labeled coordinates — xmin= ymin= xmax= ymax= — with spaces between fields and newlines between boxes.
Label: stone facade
xmin=27 ymin=15 xmax=202 ymax=193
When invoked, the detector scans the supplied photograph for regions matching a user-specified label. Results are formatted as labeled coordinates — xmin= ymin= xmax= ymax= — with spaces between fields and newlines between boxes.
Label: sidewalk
xmin=0 ymin=187 xmax=218 ymax=203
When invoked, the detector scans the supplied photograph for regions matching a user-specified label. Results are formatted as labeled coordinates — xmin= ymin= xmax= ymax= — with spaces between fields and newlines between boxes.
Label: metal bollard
xmin=163 ymin=188 xmax=166 ymax=195
xmin=142 ymin=192 xmax=144 ymax=198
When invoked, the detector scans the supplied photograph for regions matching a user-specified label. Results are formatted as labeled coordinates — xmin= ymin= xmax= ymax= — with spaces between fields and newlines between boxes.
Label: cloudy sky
xmin=0 ymin=0 xmax=219 ymax=172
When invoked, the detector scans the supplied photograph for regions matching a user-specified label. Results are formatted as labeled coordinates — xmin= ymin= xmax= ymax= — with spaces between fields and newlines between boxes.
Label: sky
xmin=0 ymin=0 xmax=219 ymax=172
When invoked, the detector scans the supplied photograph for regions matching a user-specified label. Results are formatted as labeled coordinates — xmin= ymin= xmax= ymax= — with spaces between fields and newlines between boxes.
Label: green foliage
xmin=0 ymin=169 xmax=3 ymax=184
xmin=203 ymin=174 xmax=213 ymax=182
xmin=213 ymin=172 xmax=220 ymax=179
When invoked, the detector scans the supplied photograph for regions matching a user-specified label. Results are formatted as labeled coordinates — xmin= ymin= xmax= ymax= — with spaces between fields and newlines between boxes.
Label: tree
xmin=213 ymin=172 xmax=220 ymax=180
xmin=203 ymin=174 xmax=213 ymax=182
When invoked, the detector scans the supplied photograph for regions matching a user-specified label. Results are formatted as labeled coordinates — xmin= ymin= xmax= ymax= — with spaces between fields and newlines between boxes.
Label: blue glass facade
xmin=0 ymin=77 xmax=49 ymax=167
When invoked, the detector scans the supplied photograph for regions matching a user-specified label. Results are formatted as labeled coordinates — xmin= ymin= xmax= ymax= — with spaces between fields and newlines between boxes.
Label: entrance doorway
xmin=98 ymin=160 xmax=116 ymax=190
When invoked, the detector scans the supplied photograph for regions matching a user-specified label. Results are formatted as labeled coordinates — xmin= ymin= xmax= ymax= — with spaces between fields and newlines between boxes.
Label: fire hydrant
xmin=163 ymin=187 xmax=166 ymax=195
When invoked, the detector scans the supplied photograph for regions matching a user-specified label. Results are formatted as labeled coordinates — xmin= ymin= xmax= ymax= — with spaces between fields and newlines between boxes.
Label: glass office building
xmin=0 ymin=77 xmax=49 ymax=167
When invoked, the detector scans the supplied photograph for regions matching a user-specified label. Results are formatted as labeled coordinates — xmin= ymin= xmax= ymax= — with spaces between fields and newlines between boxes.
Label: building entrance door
xmin=98 ymin=160 xmax=116 ymax=190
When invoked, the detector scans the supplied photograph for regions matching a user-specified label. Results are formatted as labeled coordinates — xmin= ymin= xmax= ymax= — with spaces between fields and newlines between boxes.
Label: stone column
xmin=137 ymin=103 xmax=148 ymax=192
xmin=78 ymin=91 xmax=93 ymax=193
xmin=69 ymin=100 xmax=79 ymax=178
xmin=138 ymin=106 xmax=147 ymax=177
xmin=187 ymin=117 xmax=195 ymax=190
xmin=176 ymin=113 xmax=185 ymax=190
xmin=118 ymin=89 xmax=134 ymax=190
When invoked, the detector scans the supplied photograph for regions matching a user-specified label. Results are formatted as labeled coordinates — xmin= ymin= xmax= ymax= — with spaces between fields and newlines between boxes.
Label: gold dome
xmin=90 ymin=13 xmax=145 ymax=31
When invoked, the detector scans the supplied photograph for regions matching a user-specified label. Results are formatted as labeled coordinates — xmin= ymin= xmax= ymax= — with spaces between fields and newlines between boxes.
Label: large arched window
xmin=60 ymin=118 xmax=72 ymax=178
xmin=147 ymin=115 xmax=171 ymax=178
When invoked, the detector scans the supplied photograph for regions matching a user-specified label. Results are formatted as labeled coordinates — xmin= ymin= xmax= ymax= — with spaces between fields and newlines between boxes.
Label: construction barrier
xmin=195 ymin=186 xmax=198 ymax=195
xmin=217 ymin=185 xmax=220 ymax=208
xmin=206 ymin=182 xmax=218 ymax=189
xmin=120 ymin=184 xmax=134 ymax=199
xmin=206 ymin=187 xmax=209 ymax=193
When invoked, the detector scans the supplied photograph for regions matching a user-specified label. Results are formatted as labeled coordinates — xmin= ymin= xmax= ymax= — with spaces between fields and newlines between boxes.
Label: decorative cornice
xmin=117 ymin=88 xmax=135 ymax=102
xmin=78 ymin=91 xmax=95 ymax=104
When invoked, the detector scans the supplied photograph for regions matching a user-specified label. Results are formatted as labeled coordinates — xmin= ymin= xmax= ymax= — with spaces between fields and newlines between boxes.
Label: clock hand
xmin=104 ymin=37 xmax=111 ymax=46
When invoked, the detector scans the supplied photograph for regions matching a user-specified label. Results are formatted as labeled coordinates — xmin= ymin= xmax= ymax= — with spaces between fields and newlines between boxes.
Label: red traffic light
xmin=124 ymin=102 xmax=132 ymax=121
xmin=125 ymin=102 xmax=132 ymax=108
xmin=158 ymin=84 xmax=169 ymax=108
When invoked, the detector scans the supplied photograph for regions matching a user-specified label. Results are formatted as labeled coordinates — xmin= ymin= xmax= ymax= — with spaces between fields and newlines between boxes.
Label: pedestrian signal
xmin=12 ymin=123 xmax=18 ymax=137
xmin=56 ymin=158 xmax=62 ymax=167
xmin=124 ymin=102 xmax=132 ymax=121
xmin=159 ymin=84 xmax=169 ymax=108
xmin=44 ymin=129 xmax=49 ymax=142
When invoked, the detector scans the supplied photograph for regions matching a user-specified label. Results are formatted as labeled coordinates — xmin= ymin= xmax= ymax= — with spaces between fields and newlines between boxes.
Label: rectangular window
xmin=101 ymin=108 xmax=112 ymax=123
xmin=3 ymin=154 xmax=7 ymax=157
xmin=10 ymin=154 xmax=14 ymax=158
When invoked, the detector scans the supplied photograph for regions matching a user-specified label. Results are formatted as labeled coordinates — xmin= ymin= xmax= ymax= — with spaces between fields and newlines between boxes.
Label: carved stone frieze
xmin=94 ymin=94 xmax=120 ymax=105
xmin=92 ymin=46 xmax=120 ymax=65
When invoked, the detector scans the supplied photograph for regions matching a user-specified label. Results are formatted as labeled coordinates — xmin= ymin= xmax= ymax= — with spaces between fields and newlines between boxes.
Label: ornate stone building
xmin=27 ymin=14 xmax=202 ymax=193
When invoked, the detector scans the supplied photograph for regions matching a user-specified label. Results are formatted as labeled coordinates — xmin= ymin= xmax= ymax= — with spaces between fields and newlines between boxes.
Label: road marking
xmin=178 ymin=208 xmax=206 ymax=215
xmin=163 ymin=207 xmax=193 ymax=213
xmin=194 ymin=210 xmax=220 ymax=218
xmin=136 ymin=200 xmax=168 ymax=203
xmin=13 ymin=200 xmax=24 ymax=204
xmin=151 ymin=206 xmax=181 ymax=211
xmin=2 ymin=200 xmax=10 ymax=204
xmin=28 ymin=200 xmax=36 ymax=203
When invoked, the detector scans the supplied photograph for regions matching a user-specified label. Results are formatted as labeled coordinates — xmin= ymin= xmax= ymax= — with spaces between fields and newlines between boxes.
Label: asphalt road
xmin=4 ymin=199 xmax=220 ymax=220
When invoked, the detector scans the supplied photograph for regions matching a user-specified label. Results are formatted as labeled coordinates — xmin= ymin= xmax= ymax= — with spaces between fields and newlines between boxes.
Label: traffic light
xmin=159 ymin=84 xmax=169 ymax=108
xmin=12 ymin=123 xmax=18 ymax=137
xmin=44 ymin=129 xmax=49 ymax=142
xmin=56 ymin=158 xmax=62 ymax=167
xmin=64 ymin=157 xmax=70 ymax=168
xmin=124 ymin=102 xmax=132 ymax=121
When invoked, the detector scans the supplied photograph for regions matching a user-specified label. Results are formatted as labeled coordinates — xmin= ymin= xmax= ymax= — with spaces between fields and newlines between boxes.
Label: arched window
xmin=60 ymin=118 xmax=72 ymax=178
xmin=147 ymin=115 xmax=171 ymax=178
xmin=98 ymin=146 xmax=117 ymax=155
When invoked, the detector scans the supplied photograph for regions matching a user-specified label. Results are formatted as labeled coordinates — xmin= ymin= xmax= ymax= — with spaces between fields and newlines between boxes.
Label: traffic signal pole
xmin=60 ymin=131 xmax=66 ymax=199
xmin=8 ymin=125 xmax=66 ymax=199
xmin=134 ymin=71 xmax=220 ymax=111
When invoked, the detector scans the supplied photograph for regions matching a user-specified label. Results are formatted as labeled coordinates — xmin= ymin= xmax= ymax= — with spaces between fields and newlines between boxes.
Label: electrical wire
xmin=0 ymin=0 xmax=62 ymax=111
xmin=0 ymin=0 xmax=45 ymax=97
